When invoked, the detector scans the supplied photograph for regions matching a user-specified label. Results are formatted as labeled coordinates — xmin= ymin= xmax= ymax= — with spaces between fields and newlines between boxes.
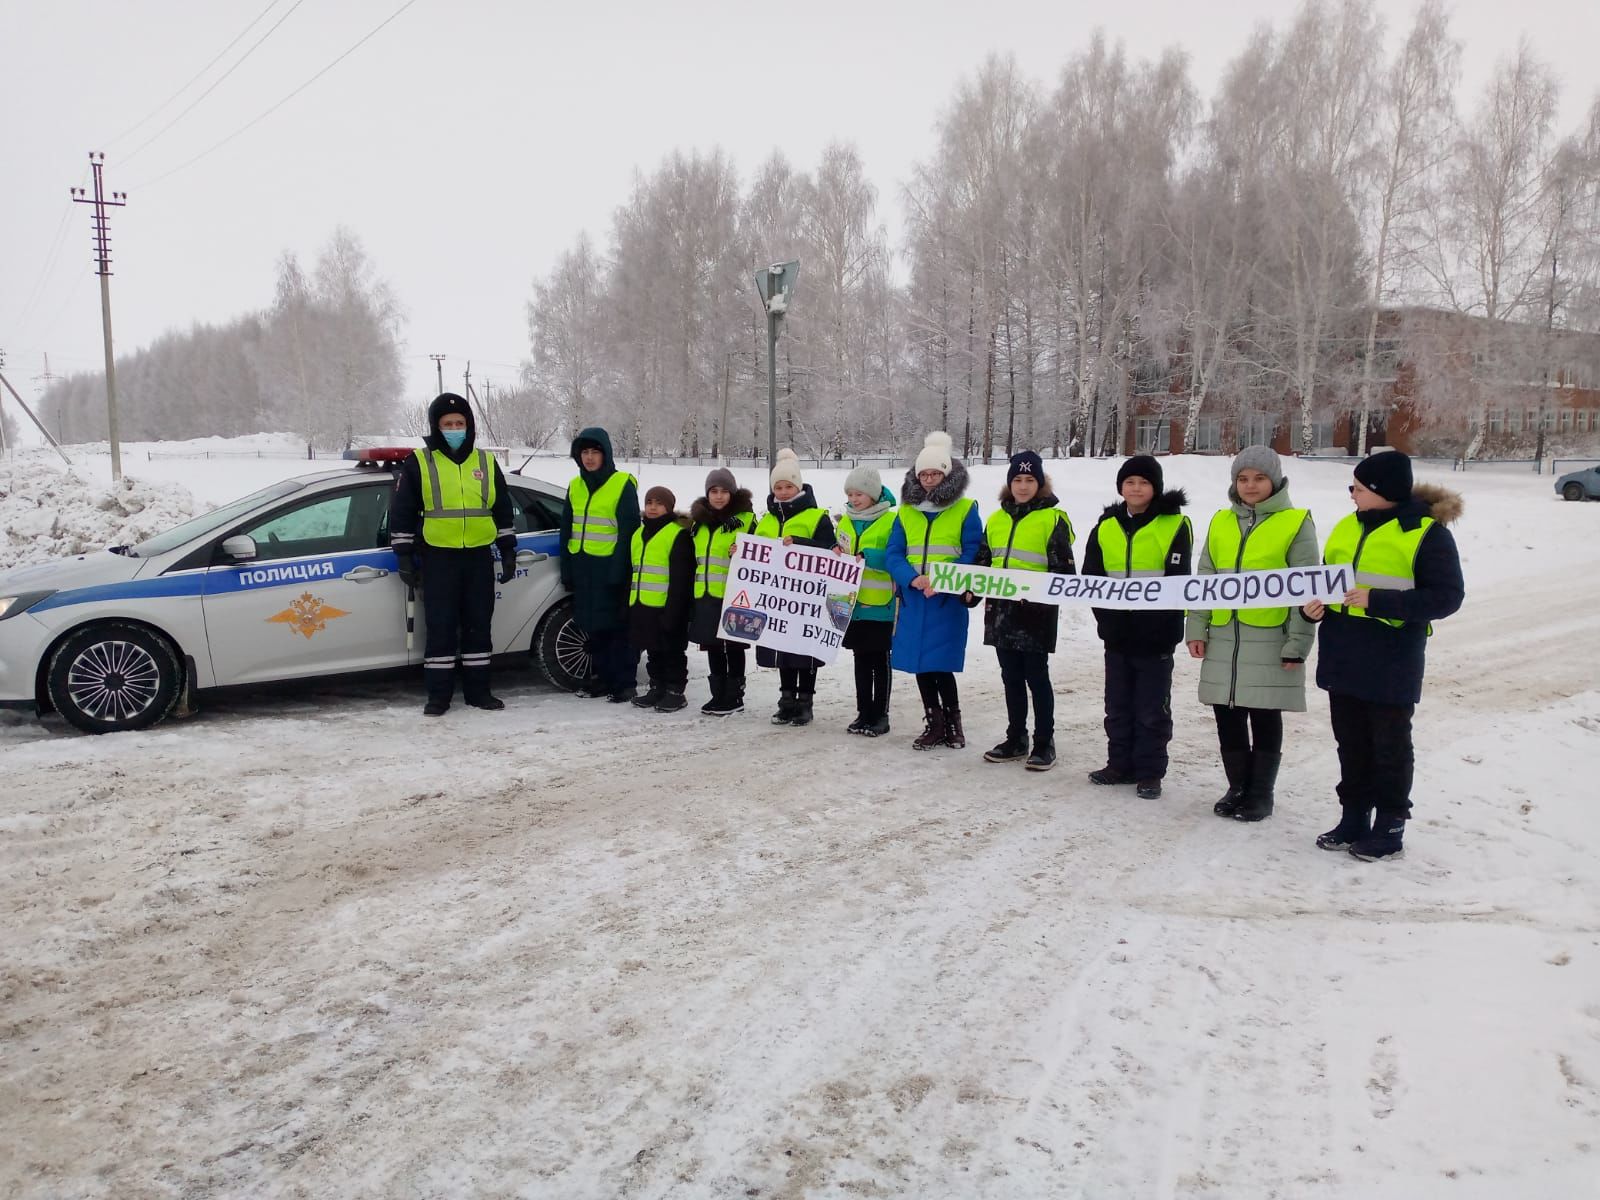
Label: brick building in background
xmin=1123 ymin=307 xmax=1600 ymax=457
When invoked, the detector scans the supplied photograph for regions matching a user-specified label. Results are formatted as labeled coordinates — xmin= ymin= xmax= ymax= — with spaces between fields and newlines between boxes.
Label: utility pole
xmin=34 ymin=353 xmax=61 ymax=442
xmin=0 ymin=351 xmax=7 ymax=453
xmin=0 ymin=366 xmax=73 ymax=465
xmin=71 ymin=152 xmax=127 ymax=481
xmin=429 ymin=353 xmax=446 ymax=395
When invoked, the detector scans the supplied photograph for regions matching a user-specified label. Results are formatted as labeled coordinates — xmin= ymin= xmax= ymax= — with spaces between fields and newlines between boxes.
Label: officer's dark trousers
xmin=421 ymin=546 xmax=496 ymax=704
xmin=1329 ymin=692 xmax=1415 ymax=820
xmin=1104 ymin=650 xmax=1174 ymax=779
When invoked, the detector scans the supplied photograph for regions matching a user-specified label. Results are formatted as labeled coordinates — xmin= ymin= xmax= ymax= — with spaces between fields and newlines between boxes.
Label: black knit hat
xmin=1117 ymin=454 xmax=1163 ymax=493
xmin=1007 ymin=450 xmax=1044 ymax=483
xmin=1354 ymin=450 xmax=1413 ymax=503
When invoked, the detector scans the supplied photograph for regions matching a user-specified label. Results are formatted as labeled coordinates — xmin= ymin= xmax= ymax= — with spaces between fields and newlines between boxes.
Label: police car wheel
xmin=47 ymin=621 xmax=183 ymax=734
xmin=534 ymin=601 xmax=588 ymax=692
xmin=1563 ymin=482 xmax=1585 ymax=501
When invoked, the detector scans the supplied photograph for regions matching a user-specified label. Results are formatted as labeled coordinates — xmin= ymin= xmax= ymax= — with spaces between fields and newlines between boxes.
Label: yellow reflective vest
xmin=839 ymin=511 xmax=897 ymax=611
xmin=567 ymin=471 xmax=636 ymax=557
xmin=1097 ymin=513 xmax=1190 ymax=577
xmin=754 ymin=505 xmax=826 ymax=541
xmin=692 ymin=511 xmax=755 ymax=600
xmin=1322 ymin=511 xmax=1433 ymax=629
xmin=984 ymin=507 xmax=1073 ymax=572
xmin=414 ymin=448 xmax=497 ymax=549
xmin=1205 ymin=507 xmax=1310 ymax=627
xmin=896 ymin=499 xmax=977 ymax=573
xmin=629 ymin=521 xmax=687 ymax=608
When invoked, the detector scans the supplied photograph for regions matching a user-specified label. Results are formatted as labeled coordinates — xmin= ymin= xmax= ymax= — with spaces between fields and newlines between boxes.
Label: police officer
xmin=390 ymin=393 xmax=517 ymax=715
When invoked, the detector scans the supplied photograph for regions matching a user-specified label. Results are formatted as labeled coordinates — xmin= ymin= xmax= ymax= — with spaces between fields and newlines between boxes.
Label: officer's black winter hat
xmin=1117 ymin=454 xmax=1163 ymax=493
xmin=1354 ymin=449 xmax=1413 ymax=503
xmin=428 ymin=392 xmax=474 ymax=437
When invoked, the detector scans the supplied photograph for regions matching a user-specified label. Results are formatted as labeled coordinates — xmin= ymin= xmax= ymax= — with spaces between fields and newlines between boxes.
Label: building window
xmin=1559 ymin=408 xmax=1575 ymax=433
xmin=1192 ymin=417 xmax=1221 ymax=452
xmin=1487 ymin=408 xmax=1504 ymax=434
xmin=1310 ymin=414 xmax=1336 ymax=448
xmin=1506 ymin=408 xmax=1522 ymax=433
xmin=1528 ymin=407 xmax=1543 ymax=431
xmin=1578 ymin=409 xmax=1591 ymax=433
xmin=1241 ymin=410 xmax=1277 ymax=447
xmin=1135 ymin=417 xmax=1171 ymax=454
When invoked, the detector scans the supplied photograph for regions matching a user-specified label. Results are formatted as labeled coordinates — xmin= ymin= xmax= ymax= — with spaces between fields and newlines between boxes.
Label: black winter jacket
xmin=974 ymin=487 xmax=1076 ymax=654
xmin=754 ymin=484 xmax=836 ymax=670
xmin=1311 ymin=483 xmax=1465 ymax=706
xmin=1081 ymin=489 xmax=1192 ymax=656
xmin=688 ymin=488 xmax=755 ymax=647
xmin=389 ymin=417 xmax=516 ymax=565
xmin=558 ymin=426 xmax=640 ymax=634
xmin=627 ymin=512 xmax=695 ymax=655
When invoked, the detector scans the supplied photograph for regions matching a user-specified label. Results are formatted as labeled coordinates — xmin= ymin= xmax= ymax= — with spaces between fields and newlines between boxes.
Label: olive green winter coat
xmin=1183 ymin=478 xmax=1318 ymax=712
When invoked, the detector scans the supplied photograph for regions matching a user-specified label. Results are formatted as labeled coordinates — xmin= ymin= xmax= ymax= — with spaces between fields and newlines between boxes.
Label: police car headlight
xmin=0 ymin=591 xmax=54 ymax=621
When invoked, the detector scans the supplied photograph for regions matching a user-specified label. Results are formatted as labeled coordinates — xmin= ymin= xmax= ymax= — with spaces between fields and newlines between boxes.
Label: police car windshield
xmin=130 ymin=481 xmax=306 ymax=557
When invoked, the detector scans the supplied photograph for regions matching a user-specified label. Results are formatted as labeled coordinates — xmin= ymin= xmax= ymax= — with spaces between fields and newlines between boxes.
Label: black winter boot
xmin=1316 ymin=806 xmax=1373 ymax=851
xmin=1232 ymin=751 xmax=1280 ymax=822
xmin=789 ymin=697 xmax=814 ymax=726
xmin=1136 ymin=779 xmax=1162 ymax=799
xmin=700 ymin=676 xmax=725 ymax=715
xmin=1350 ymin=815 xmax=1406 ymax=861
xmin=655 ymin=686 xmax=688 ymax=713
xmin=984 ymin=730 xmax=1030 ymax=763
xmin=466 ymin=694 xmax=505 ymax=711
xmin=771 ymin=689 xmax=798 ymax=725
xmin=912 ymin=706 xmax=946 ymax=750
xmin=423 ymin=698 xmax=450 ymax=717
xmin=1089 ymin=766 xmax=1133 ymax=786
xmin=943 ymin=707 xmax=966 ymax=749
xmin=1026 ymin=735 xmax=1056 ymax=771
xmin=1213 ymin=750 xmax=1254 ymax=817
xmin=860 ymin=711 xmax=891 ymax=738
xmin=632 ymin=680 xmax=666 ymax=709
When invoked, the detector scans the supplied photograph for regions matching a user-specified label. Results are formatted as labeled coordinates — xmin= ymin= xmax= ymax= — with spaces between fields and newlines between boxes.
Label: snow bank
xmin=0 ymin=457 xmax=204 ymax=569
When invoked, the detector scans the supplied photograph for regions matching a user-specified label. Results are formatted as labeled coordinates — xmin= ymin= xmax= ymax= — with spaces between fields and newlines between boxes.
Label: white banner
xmin=926 ymin=559 xmax=1354 ymax=611
xmin=717 ymin=535 xmax=862 ymax=664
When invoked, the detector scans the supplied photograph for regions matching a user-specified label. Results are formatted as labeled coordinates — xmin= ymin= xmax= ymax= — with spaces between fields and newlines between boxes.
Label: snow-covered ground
xmin=3 ymin=437 xmax=1599 ymax=1198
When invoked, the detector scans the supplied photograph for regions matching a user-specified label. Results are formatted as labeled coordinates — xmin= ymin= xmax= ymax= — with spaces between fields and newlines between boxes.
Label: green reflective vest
xmin=839 ymin=511 xmax=897 ymax=610
xmin=567 ymin=471 xmax=636 ymax=557
xmin=753 ymin=506 xmax=826 ymax=541
xmin=984 ymin=507 xmax=1073 ymax=572
xmin=896 ymin=499 xmax=976 ymax=572
xmin=1205 ymin=507 xmax=1309 ymax=627
xmin=1322 ymin=511 xmax=1433 ymax=630
xmin=414 ymin=448 xmax=497 ymax=549
xmin=629 ymin=521 xmax=686 ymax=608
xmin=692 ymin=511 xmax=755 ymax=600
xmin=1097 ymin=513 xmax=1190 ymax=578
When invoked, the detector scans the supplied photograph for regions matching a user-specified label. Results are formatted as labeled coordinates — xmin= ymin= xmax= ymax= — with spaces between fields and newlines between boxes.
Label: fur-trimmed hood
xmin=1099 ymin=487 xmax=1187 ymax=523
xmin=901 ymin=458 xmax=971 ymax=508
xmin=690 ymin=487 xmax=754 ymax=531
xmin=1361 ymin=481 xmax=1463 ymax=532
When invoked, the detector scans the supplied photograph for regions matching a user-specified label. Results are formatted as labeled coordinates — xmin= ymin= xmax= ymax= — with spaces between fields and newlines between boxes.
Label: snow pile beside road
xmin=0 ymin=457 xmax=203 ymax=569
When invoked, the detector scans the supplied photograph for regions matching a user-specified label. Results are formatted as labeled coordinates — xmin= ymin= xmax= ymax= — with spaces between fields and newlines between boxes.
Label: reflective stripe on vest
xmin=753 ymin=506 xmax=826 ymax=542
xmin=984 ymin=507 xmax=1073 ymax=573
xmin=567 ymin=471 xmax=635 ymax=557
xmin=840 ymin=510 xmax=897 ymax=609
xmin=896 ymin=499 xmax=976 ymax=573
xmin=1322 ymin=511 xmax=1432 ymax=629
xmin=1205 ymin=507 xmax=1309 ymax=627
xmin=1096 ymin=513 xmax=1190 ymax=579
xmin=414 ymin=448 xmax=497 ymax=549
xmin=693 ymin=511 xmax=755 ymax=599
xmin=630 ymin=521 xmax=686 ymax=608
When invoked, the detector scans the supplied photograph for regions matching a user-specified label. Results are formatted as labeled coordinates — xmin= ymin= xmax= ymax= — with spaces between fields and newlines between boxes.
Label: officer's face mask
xmin=441 ymin=429 xmax=467 ymax=450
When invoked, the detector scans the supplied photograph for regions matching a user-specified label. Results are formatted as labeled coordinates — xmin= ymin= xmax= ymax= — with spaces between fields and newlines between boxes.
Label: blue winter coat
xmin=886 ymin=462 xmax=983 ymax=675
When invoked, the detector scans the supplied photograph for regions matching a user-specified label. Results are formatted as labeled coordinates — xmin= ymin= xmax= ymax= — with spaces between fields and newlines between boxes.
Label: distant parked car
xmin=1555 ymin=464 xmax=1600 ymax=501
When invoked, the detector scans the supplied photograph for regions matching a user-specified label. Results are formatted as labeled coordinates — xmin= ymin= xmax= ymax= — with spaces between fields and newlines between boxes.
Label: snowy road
xmin=4 ymin=451 xmax=1600 ymax=1197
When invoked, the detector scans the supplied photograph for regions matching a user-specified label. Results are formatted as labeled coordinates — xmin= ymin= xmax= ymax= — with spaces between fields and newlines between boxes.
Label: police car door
xmin=202 ymin=481 xmax=409 ymax=685
xmin=491 ymin=485 xmax=565 ymax=651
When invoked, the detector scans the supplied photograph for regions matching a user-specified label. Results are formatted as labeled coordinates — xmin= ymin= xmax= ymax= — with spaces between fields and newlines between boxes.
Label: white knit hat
xmin=914 ymin=431 xmax=954 ymax=475
xmin=770 ymin=447 xmax=804 ymax=490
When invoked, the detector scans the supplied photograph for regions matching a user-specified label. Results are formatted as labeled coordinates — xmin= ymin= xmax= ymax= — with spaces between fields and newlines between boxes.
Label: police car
xmin=0 ymin=449 xmax=588 ymax=733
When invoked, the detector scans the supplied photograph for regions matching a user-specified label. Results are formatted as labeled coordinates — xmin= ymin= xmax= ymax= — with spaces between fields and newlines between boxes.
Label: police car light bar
xmin=344 ymin=447 xmax=416 ymax=462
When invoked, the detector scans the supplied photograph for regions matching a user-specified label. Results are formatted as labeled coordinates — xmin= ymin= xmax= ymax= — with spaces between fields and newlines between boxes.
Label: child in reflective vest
xmin=755 ymin=449 xmax=836 ymax=727
xmin=974 ymin=450 xmax=1076 ymax=771
xmin=689 ymin=468 xmax=756 ymax=716
xmin=627 ymin=486 xmax=695 ymax=713
xmin=835 ymin=466 xmax=899 ymax=737
xmin=1184 ymin=446 xmax=1318 ymax=822
xmin=1302 ymin=451 xmax=1464 ymax=861
xmin=1084 ymin=455 xmax=1192 ymax=798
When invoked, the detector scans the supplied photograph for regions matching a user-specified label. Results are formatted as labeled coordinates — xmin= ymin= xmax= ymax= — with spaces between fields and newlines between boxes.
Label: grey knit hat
xmin=704 ymin=467 xmax=736 ymax=494
xmin=1231 ymin=445 xmax=1283 ymax=487
xmin=843 ymin=465 xmax=882 ymax=498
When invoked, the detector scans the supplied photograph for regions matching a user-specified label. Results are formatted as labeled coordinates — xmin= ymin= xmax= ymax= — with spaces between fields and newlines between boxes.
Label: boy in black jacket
xmin=1303 ymin=451 xmax=1464 ymax=861
xmin=628 ymin=486 xmax=696 ymax=713
xmin=1082 ymin=455 xmax=1192 ymax=799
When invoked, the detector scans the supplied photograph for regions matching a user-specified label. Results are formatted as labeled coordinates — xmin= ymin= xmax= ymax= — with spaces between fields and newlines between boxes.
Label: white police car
xmin=0 ymin=449 xmax=588 ymax=733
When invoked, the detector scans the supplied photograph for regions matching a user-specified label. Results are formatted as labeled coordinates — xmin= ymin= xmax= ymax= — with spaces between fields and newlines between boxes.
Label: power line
xmin=120 ymin=0 xmax=308 ymax=166
xmin=130 ymin=0 xmax=424 ymax=191
xmin=6 ymin=202 xmax=75 ymax=333
xmin=103 ymin=0 xmax=286 ymax=151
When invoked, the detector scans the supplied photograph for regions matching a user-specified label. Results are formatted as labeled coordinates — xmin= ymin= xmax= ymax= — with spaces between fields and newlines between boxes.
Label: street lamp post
xmin=754 ymin=260 xmax=799 ymax=469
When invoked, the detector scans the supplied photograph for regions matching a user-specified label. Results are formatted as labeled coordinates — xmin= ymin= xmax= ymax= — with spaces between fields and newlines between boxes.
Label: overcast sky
xmin=2 ymin=0 xmax=1596 ymax=426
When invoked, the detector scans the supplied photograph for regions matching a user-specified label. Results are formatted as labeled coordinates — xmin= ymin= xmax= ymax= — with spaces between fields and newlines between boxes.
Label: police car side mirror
xmin=222 ymin=535 xmax=259 ymax=563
